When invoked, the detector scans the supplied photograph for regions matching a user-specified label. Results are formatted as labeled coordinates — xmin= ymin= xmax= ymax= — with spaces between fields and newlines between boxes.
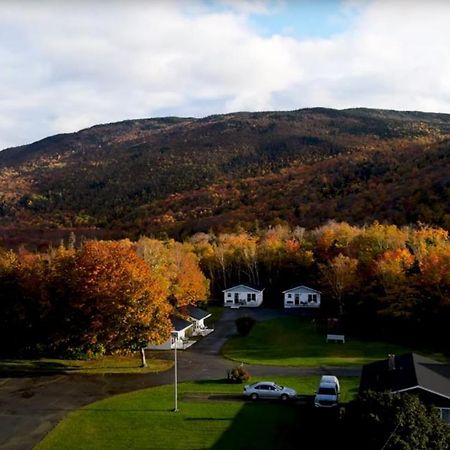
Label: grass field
xmin=205 ymin=304 xmax=224 ymax=326
xmin=0 ymin=355 xmax=173 ymax=375
xmin=36 ymin=376 xmax=359 ymax=450
xmin=222 ymin=317 xmax=431 ymax=367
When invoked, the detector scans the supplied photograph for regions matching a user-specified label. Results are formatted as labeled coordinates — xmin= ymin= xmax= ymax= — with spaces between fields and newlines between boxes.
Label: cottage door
xmin=234 ymin=293 xmax=239 ymax=304
xmin=295 ymin=294 xmax=300 ymax=306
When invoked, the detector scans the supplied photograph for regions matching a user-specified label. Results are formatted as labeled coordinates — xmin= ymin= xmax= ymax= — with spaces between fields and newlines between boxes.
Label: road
xmin=0 ymin=308 xmax=360 ymax=450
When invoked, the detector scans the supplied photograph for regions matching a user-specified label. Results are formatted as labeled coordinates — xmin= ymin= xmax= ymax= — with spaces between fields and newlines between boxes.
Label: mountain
xmin=1 ymin=107 xmax=450 ymax=245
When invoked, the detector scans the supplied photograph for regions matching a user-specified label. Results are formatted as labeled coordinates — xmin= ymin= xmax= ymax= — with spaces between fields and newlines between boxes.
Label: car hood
xmin=282 ymin=388 xmax=296 ymax=395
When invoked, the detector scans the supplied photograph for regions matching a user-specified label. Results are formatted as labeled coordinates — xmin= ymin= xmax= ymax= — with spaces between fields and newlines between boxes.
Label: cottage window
xmin=227 ymin=293 xmax=232 ymax=297
xmin=308 ymin=294 xmax=317 ymax=303
xmin=288 ymin=293 xmax=292 ymax=298
xmin=441 ymin=408 xmax=450 ymax=424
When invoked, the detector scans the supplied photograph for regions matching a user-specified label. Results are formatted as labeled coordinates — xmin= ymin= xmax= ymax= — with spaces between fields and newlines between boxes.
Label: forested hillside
xmin=1 ymin=108 xmax=450 ymax=247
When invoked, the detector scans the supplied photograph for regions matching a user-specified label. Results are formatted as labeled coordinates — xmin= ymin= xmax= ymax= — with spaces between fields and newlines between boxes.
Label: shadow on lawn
xmin=0 ymin=360 xmax=69 ymax=378
xmin=194 ymin=379 xmax=229 ymax=386
xmin=211 ymin=401 xmax=343 ymax=450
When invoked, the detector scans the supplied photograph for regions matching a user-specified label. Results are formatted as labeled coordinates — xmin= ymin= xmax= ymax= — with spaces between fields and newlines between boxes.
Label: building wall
xmin=224 ymin=287 xmax=263 ymax=307
xmin=284 ymin=289 xmax=320 ymax=308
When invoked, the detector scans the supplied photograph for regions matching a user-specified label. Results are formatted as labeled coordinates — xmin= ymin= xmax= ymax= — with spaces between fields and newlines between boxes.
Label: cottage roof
xmin=282 ymin=285 xmax=321 ymax=294
xmin=170 ymin=315 xmax=193 ymax=332
xmin=222 ymin=284 xmax=264 ymax=293
xmin=182 ymin=305 xmax=211 ymax=321
xmin=360 ymin=353 xmax=450 ymax=400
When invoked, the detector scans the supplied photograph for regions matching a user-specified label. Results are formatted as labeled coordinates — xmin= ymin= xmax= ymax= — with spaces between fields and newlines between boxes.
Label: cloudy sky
xmin=1 ymin=0 xmax=450 ymax=150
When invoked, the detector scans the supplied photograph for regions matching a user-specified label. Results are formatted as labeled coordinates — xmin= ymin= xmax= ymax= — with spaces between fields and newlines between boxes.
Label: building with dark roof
xmin=183 ymin=305 xmax=211 ymax=321
xmin=178 ymin=305 xmax=213 ymax=336
xmin=145 ymin=315 xmax=193 ymax=350
xmin=170 ymin=315 xmax=193 ymax=333
xmin=360 ymin=353 xmax=450 ymax=423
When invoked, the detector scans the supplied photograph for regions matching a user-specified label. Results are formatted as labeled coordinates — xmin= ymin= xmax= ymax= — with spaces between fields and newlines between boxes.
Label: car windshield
xmin=318 ymin=387 xmax=336 ymax=395
xmin=274 ymin=384 xmax=283 ymax=390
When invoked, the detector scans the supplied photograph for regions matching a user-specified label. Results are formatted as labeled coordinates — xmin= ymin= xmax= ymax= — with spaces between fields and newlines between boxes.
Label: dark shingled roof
xmin=183 ymin=305 xmax=211 ymax=321
xmin=360 ymin=353 xmax=450 ymax=399
xmin=170 ymin=315 xmax=193 ymax=332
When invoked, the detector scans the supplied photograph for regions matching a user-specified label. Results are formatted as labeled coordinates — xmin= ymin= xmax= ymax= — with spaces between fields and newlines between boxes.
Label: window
xmin=288 ymin=293 xmax=292 ymax=298
xmin=318 ymin=387 xmax=336 ymax=395
xmin=227 ymin=293 xmax=231 ymax=297
xmin=440 ymin=408 xmax=450 ymax=424
xmin=308 ymin=294 xmax=317 ymax=303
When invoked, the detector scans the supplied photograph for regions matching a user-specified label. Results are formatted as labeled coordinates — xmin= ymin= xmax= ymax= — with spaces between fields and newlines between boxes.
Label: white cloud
xmin=1 ymin=0 xmax=450 ymax=150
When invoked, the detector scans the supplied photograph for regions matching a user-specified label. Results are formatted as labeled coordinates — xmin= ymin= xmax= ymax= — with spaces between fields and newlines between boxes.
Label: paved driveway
xmin=0 ymin=307 xmax=360 ymax=450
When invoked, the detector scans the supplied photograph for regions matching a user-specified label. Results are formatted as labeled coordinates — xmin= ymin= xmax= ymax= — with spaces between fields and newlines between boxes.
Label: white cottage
xmin=283 ymin=285 xmax=321 ymax=309
xmin=223 ymin=284 xmax=264 ymax=308
xmin=181 ymin=305 xmax=213 ymax=336
xmin=146 ymin=316 xmax=194 ymax=350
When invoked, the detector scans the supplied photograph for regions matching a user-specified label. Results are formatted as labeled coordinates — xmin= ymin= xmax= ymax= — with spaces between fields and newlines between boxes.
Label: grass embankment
xmin=0 ymin=355 xmax=172 ymax=375
xmin=204 ymin=304 xmax=224 ymax=326
xmin=36 ymin=376 xmax=359 ymax=450
xmin=222 ymin=317 xmax=446 ymax=367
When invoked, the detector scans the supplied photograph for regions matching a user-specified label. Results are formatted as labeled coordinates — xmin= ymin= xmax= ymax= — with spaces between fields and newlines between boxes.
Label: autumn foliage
xmin=189 ymin=222 xmax=450 ymax=349
xmin=0 ymin=221 xmax=449 ymax=357
xmin=0 ymin=239 xmax=208 ymax=357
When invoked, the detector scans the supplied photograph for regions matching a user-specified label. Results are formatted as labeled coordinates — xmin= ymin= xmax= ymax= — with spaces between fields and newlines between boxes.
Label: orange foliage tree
xmin=70 ymin=240 xmax=171 ymax=364
xmin=320 ymin=253 xmax=359 ymax=315
xmin=136 ymin=237 xmax=209 ymax=308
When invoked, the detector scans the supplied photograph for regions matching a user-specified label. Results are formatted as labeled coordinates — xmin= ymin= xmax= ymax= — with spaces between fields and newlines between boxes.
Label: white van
xmin=314 ymin=375 xmax=340 ymax=408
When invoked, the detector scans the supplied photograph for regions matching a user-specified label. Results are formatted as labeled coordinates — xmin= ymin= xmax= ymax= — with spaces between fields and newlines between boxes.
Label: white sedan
xmin=243 ymin=381 xmax=297 ymax=401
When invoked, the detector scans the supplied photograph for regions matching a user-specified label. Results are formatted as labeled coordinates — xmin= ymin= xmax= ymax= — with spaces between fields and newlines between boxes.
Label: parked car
xmin=243 ymin=381 xmax=297 ymax=401
xmin=314 ymin=375 xmax=340 ymax=408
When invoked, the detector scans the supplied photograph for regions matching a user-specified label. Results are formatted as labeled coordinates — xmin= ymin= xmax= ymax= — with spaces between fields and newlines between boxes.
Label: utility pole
xmin=171 ymin=332 xmax=178 ymax=412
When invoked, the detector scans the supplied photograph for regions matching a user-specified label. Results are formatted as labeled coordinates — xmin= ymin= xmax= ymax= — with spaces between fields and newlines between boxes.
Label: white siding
xmin=223 ymin=285 xmax=263 ymax=308
xmin=283 ymin=286 xmax=321 ymax=309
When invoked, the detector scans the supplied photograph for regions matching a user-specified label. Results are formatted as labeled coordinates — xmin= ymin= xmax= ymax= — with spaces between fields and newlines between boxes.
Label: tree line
xmin=1 ymin=221 xmax=449 ymax=358
xmin=189 ymin=221 xmax=450 ymax=349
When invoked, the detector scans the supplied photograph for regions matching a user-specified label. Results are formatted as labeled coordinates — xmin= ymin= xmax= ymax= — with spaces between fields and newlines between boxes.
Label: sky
xmin=1 ymin=0 xmax=450 ymax=150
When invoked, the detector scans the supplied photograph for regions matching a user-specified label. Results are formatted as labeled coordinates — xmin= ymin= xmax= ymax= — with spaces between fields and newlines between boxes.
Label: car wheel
xmin=251 ymin=393 xmax=259 ymax=401
xmin=280 ymin=394 xmax=289 ymax=401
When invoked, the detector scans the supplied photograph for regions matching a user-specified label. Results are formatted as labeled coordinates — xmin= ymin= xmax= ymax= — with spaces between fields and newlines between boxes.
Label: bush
xmin=235 ymin=316 xmax=256 ymax=336
xmin=344 ymin=391 xmax=450 ymax=450
xmin=227 ymin=366 xmax=251 ymax=383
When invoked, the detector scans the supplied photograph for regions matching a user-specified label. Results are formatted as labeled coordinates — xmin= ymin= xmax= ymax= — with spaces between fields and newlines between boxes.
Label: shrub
xmin=344 ymin=391 xmax=450 ymax=450
xmin=227 ymin=366 xmax=251 ymax=383
xmin=235 ymin=316 xmax=256 ymax=336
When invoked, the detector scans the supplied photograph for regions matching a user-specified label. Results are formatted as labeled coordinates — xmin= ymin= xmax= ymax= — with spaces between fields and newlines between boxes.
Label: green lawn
xmin=205 ymin=304 xmax=224 ymax=328
xmin=222 ymin=317 xmax=446 ymax=367
xmin=36 ymin=376 xmax=359 ymax=450
xmin=0 ymin=355 xmax=173 ymax=375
